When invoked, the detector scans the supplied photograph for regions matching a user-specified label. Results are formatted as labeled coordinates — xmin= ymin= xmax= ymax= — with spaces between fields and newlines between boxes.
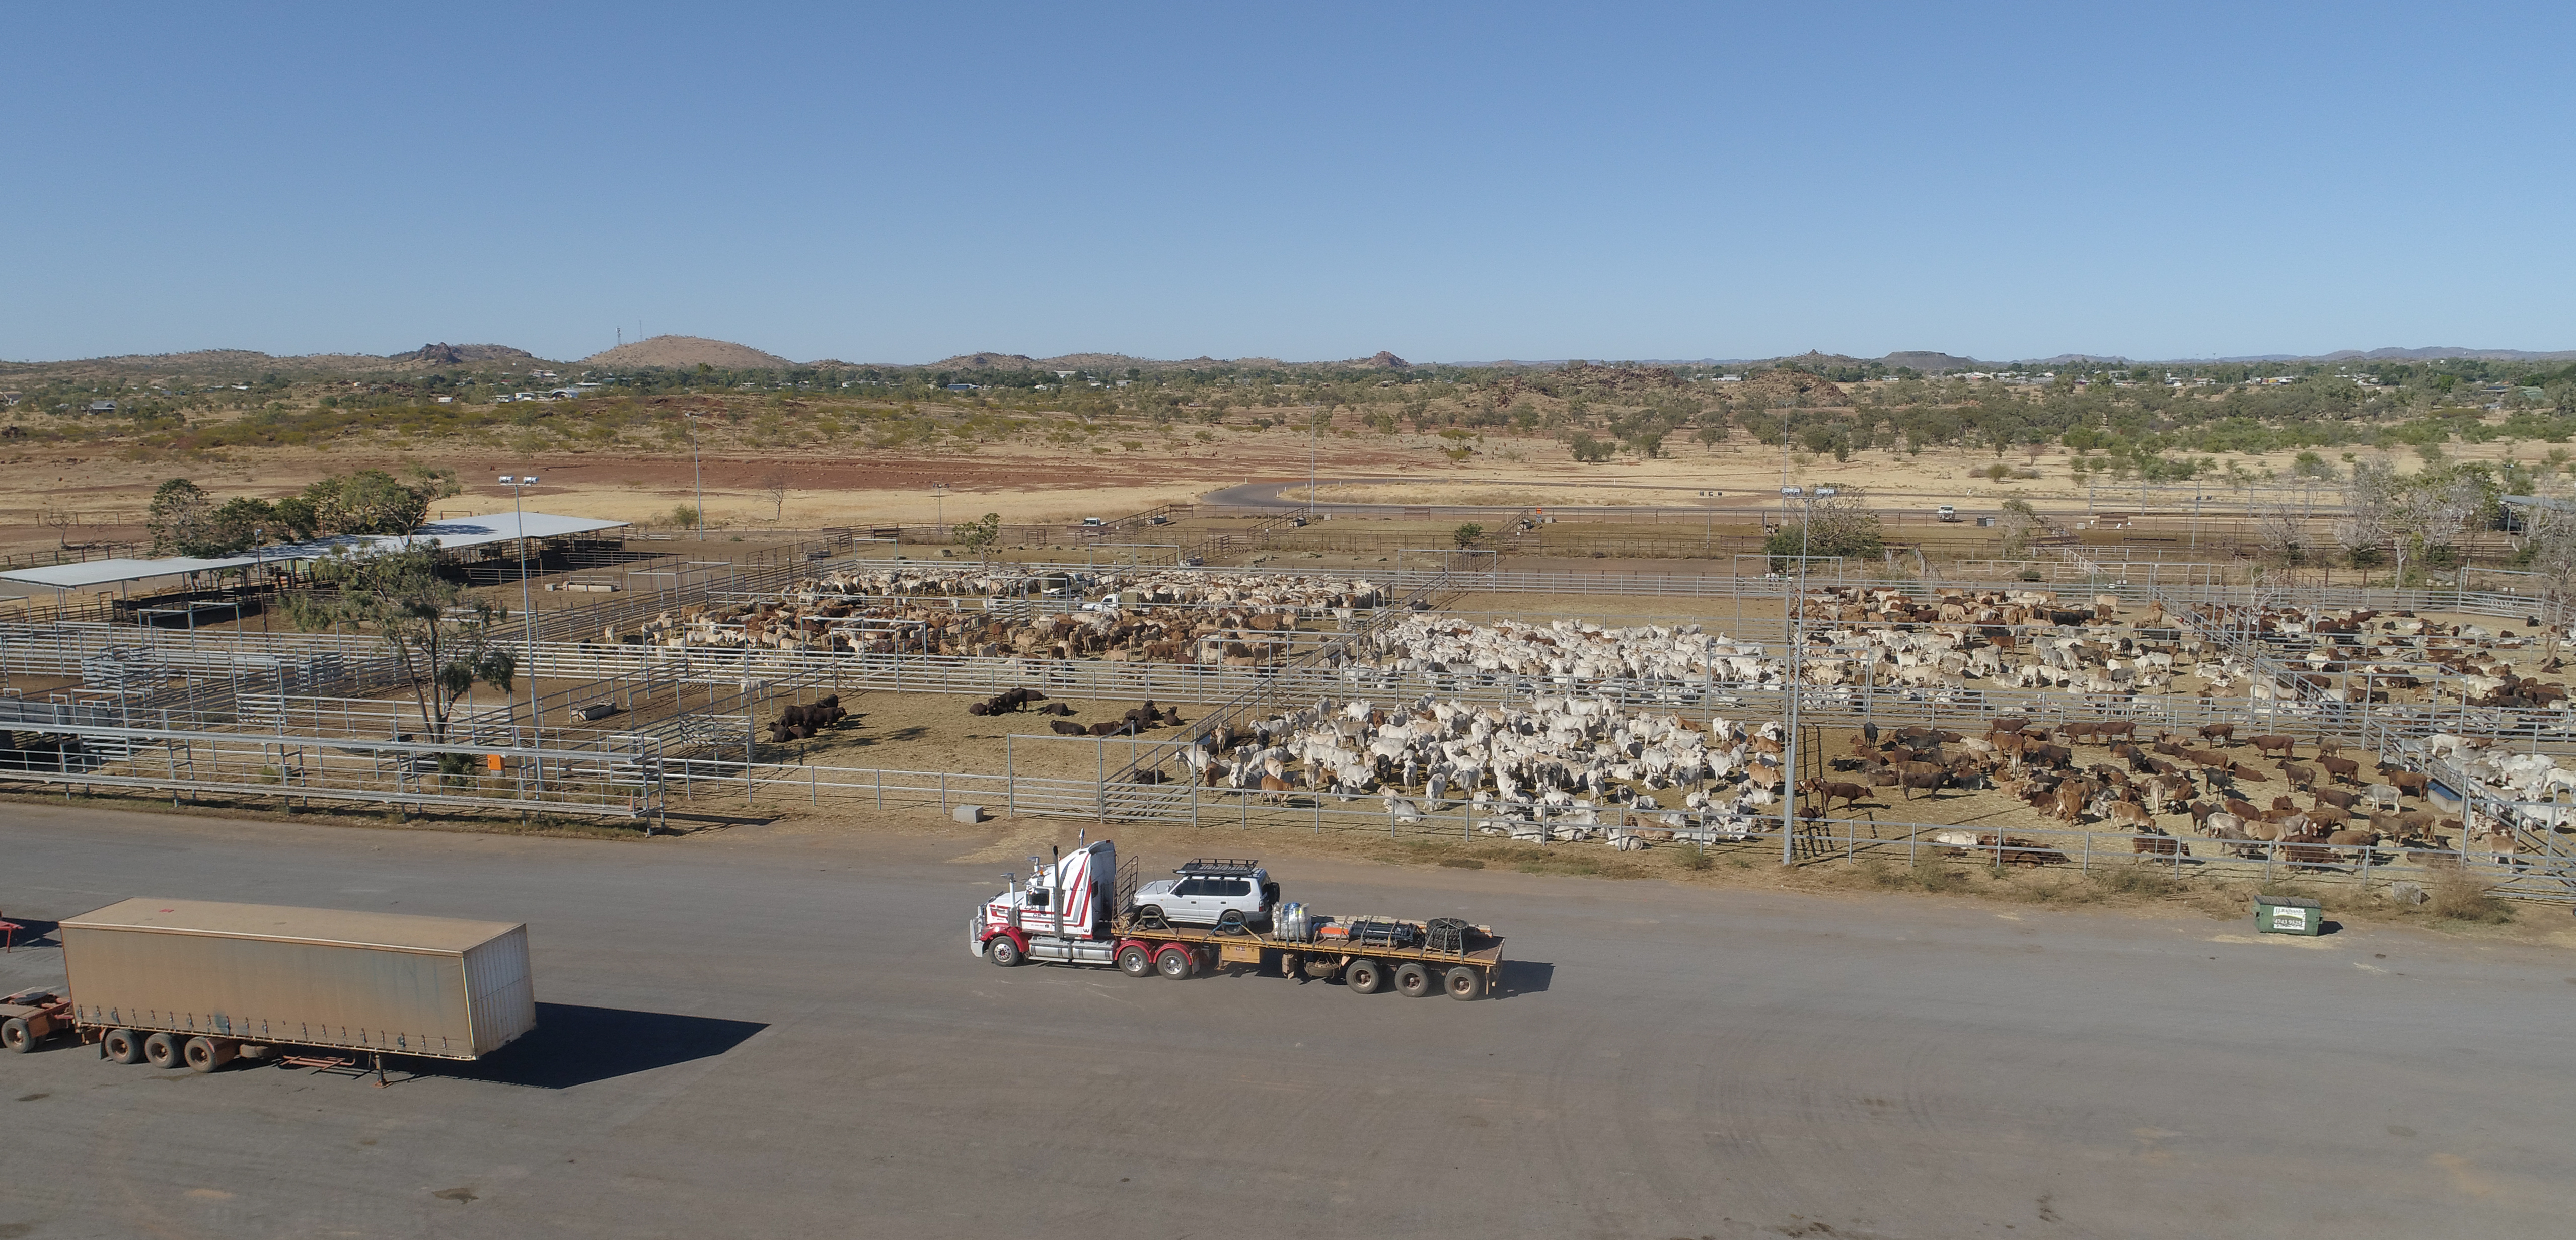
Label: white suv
xmin=1134 ymin=860 xmax=1277 ymax=931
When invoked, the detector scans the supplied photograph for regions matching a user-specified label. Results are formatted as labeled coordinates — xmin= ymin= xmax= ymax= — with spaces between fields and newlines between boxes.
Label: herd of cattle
xmin=1114 ymin=687 xmax=2556 ymax=870
xmin=655 ymin=566 xmax=2574 ymax=874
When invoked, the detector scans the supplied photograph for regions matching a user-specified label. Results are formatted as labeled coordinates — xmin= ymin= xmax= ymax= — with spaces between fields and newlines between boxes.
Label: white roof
xmin=0 ymin=511 xmax=629 ymax=591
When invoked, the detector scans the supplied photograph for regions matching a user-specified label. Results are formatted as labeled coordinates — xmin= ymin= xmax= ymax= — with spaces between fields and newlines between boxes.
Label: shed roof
xmin=62 ymin=897 xmax=523 ymax=955
xmin=0 ymin=510 xmax=628 ymax=591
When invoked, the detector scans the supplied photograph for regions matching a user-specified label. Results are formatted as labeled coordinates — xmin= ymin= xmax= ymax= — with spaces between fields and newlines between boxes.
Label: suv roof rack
xmin=1175 ymin=858 xmax=1262 ymax=877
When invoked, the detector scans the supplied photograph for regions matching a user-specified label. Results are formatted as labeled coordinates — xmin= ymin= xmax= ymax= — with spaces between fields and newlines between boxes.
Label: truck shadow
xmin=438 ymin=1003 xmax=767 ymax=1089
xmin=1 ymin=917 xmax=61 ymax=952
xmin=1495 ymin=960 xmax=1553 ymax=998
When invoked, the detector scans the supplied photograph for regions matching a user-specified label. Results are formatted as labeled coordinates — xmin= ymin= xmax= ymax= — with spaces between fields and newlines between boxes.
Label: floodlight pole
xmin=253 ymin=525 xmax=269 ymax=634
xmin=502 ymin=475 xmax=543 ymax=790
xmin=933 ymin=482 xmax=948 ymax=541
xmin=1781 ymin=485 xmax=1833 ymax=865
xmin=686 ymin=412 xmax=706 ymax=540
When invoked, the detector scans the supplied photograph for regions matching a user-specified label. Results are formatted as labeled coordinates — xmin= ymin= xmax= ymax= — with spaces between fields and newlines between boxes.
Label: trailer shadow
xmin=1494 ymin=960 xmax=1553 ymax=998
xmin=1 ymin=917 xmax=61 ymax=953
xmin=439 ymin=1003 xmax=767 ymax=1089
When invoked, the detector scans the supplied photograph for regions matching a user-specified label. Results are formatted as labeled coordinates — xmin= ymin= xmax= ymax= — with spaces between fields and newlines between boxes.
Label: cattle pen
xmin=1 ymin=549 xmax=2572 ymax=907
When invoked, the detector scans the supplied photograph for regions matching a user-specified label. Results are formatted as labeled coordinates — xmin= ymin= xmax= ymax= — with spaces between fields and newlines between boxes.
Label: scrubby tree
xmin=146 ymin=478 xmax=215 ymax=556
xmin=955 ymin=511 xmax=1004 ymax=560
xmin=1764 ymin=491 xmax=1883 ymax=570
xmin=286 ymin=546 xmax=517 ymax=742
xmin=1452 ymin=522 xmax=1485 ymax=549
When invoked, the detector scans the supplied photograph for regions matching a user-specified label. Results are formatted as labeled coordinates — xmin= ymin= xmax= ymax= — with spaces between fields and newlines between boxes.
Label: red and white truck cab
xmin=972 ymin=838 xmax=1121 ymax=967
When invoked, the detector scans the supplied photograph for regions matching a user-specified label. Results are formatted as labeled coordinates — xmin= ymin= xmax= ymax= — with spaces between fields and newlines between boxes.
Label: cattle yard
xmin=4 ymin=534 xmax=2574 ymax=907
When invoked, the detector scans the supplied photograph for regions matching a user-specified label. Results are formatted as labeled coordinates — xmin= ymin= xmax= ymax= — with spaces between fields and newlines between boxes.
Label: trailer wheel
xmin=183 ymin=1037 xmax=233 ymax=1073
xmin=103 ymin=1028 xmax=144 ymax=1064
xmin=1 ymin=1018 xmax=31 ymax=1053
xmin=1394 ymin=962 xmax=1435 ymax=997
xmin=1444 ymin=966 xmax=1485 ymax=1000
xmin=1154 ymin=945 xmax=1195 ymax=979
xmin=986 ymin=936 xmax=1024 ymax=967
xmin=1344 ymin=959 xmax=1388 ymax=994
xmin=142 ymin=1032 xmax=185 ymax=1069
xmin=1117 ymin=944 xmax=1153 ymax=976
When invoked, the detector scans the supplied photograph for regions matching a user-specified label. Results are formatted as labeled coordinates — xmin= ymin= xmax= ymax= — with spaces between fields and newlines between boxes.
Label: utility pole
xmin=1780 ymin=484 xmax=1834 ymax=865
xmin=500 ymin=474 xmax=544 ymax=791
xmin=685 ymin=412 xmax=706 ymax=540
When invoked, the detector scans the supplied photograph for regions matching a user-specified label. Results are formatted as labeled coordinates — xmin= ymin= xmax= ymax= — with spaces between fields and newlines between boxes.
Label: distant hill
xmin=581 ymin=335 xmax=791 ymax=370
xmin=395 ymin=342 xmax=536 ymax=366
xmin=0 ymin=344 xmax=555 ymax=381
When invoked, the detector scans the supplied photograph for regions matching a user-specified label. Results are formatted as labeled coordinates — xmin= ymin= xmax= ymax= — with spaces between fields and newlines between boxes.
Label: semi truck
xmin=970 ymin=838 xmax=1505 ymax=1000
xmin=0 ymin=898 xmax=536 ymax=1077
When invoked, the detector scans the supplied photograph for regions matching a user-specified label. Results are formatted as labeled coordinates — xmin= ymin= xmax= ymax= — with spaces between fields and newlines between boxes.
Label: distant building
xmin=85 ymin=399 xmax=117 ymax=414
xmin=945 ymin=383 xmax=978 ymax=392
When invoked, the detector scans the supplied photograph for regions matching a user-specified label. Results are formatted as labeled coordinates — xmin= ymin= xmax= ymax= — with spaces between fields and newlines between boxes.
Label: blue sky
xmin=6 ymin=2 xmax=2570 ymax=364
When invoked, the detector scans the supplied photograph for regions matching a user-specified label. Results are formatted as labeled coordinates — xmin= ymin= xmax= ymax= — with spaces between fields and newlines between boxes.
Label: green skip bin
xmin=2254 ymin=894 xmax=2324 ymax=936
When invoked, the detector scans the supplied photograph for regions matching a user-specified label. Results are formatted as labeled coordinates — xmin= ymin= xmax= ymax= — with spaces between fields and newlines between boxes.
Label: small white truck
xmin=1936 ymin=505 xmax=1960 ymax=522
xmin=971 ymin=838 xmax=1504 ymax=999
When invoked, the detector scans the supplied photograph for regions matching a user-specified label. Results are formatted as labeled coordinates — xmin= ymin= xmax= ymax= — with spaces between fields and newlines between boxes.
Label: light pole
xmin=499 ymin=475 xmax=541 ymax=769
xmin=1780 ymin=484 xmax=1835 ymax=864
xmin=253 ymin=525 xmax=269 ymax=634
xmin=1308 ymin=410 xmax=1319 ymax=520
xmin=685 ymin=412 xmax=706 ymax=540
xmin=932 ymin=481 xmax=948 ymax=541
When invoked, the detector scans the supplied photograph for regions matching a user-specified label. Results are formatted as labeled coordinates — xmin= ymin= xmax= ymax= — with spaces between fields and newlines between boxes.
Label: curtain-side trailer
xmin=0 ymin=898 xmax=535 ymax=1076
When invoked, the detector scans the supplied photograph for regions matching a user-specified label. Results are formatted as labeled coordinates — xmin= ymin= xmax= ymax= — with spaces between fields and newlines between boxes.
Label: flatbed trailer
xmin=971 ymin=839 xmax=1506 ymax=999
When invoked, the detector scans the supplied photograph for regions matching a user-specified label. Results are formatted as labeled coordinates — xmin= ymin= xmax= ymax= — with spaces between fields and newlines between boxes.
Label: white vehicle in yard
xmin=1133 ymin=859 xmax=1278 ymax=931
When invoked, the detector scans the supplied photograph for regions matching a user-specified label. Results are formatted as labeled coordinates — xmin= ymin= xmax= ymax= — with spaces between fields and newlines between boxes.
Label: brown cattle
xmin=1798 ymin=778 xmax=1872 ymax=811
xmin=2280 ymin=763 xmax=2317 ymax=791
xmin=2133 ymin=832 xmax=2190 ymax=858
xmin=2199 ymin=723 xmax=2237 ymax=745
xmin=2248 ymin=735 xmax=2298 ymax=757
xmin=2278 ymin=833 xmax=2339 ymax=868
xmin=2318 ymin=755 xmax=2362 ymax=785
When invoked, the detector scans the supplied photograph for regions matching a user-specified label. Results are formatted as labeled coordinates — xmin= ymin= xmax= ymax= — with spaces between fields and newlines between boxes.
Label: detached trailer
xmin=0 ymin=899 xmax=535 ymax=1078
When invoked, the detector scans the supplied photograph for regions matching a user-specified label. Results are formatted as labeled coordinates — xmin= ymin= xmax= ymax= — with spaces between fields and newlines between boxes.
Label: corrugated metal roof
xmin=0 ymin=510 xmax=630 ymax=590
xmin=63 ymin=897 xmax=524 ymax=955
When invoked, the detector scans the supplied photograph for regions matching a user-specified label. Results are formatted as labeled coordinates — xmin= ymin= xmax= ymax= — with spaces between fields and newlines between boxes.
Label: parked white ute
xmin=1132 ymin=859 xmax=1278 ymax=931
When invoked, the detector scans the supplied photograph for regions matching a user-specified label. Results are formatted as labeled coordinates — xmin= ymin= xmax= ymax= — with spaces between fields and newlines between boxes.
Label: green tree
xmin=145 ymin=478 xmax=214 ymax=556
xmin=286 ymin=546 xmax=518 ymax=742
xmin=955 ymin=511 xmax=1004 ymax=560
xmin=1452 ymin=522 xmax=1485 ymax=549
xmin=1763 ymin=492 xmax=1884 ymax=570
xmin=301 ymin=466 xmax=459 ymax=535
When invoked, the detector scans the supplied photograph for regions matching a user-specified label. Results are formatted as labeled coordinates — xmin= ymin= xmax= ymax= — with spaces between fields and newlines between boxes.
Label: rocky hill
xmin=579 ymin=335 xmax=792 ymax=370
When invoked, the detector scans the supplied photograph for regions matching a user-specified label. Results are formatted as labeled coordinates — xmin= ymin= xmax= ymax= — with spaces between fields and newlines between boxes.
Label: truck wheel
xmin=183 ymin=1037 xmax=233 ymax=1073
xmin=986 ymin=936 xmax=1024 ymax=967
xmin=1154 ymin=945 xmax=1195 ymax=979
xmin=103 ymin=1028 xmax=144 ymax=1064
xmin=1394 ymin=962 xmax=1435 ymax=997
xmin=1 ymin=1017 xmax=31 ymax=1052
xmin=143 ymin=1032 xmax=185 ymax=1069
xmin=1117 ymin=944 xmax=1153 ymax=976
xmin=1444 ymin=966 xmax=1485 ymax=1000
xmin=1345 ymin=959 xmax=1387 ymax=994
